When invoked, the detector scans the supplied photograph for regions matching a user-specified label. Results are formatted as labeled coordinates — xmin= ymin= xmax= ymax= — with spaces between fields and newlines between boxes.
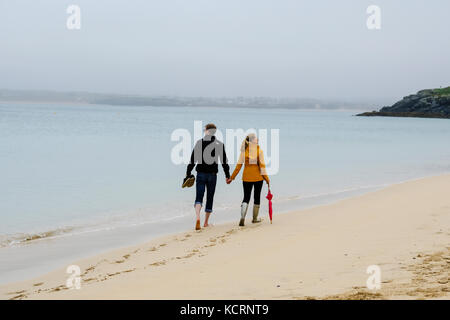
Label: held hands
xmin=226 ymin=178 xmax=232 ymax=184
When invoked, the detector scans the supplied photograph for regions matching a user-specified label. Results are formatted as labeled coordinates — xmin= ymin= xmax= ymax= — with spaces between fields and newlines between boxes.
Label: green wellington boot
xmin=252 ymin=204 xmax=262 ymax=223
xmin=239 ymin=202 xmax=249 ymax=226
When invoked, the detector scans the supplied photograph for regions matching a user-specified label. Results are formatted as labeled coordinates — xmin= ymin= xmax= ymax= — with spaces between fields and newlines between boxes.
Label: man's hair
xmin=205 ymin=123 xmax=217 ymax=135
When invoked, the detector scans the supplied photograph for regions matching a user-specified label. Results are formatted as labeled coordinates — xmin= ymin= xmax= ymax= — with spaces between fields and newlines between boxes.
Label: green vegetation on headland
xmin=357 ymin=86 xmax=450 ymax=119
xmin=430 ymin=87 xmax=450 ymax=96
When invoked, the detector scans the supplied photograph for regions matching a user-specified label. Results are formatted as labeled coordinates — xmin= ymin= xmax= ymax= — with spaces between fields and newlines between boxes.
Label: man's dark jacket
xmin=186 ymin=135 xmax=230 ymax=178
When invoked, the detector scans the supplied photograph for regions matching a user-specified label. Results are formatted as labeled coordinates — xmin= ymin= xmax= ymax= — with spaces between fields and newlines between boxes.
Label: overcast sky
xmin=1 ymin=0 xmax=449 ymax=103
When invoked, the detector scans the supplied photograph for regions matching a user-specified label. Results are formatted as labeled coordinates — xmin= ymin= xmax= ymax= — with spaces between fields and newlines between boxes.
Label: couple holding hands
xmin=184 ymin=123 xmax=270 ymax=230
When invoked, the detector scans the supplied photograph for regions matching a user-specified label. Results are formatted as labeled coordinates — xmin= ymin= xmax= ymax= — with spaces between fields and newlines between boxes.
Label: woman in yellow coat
xmin=227 ymin=133 xmax=270 ymax=226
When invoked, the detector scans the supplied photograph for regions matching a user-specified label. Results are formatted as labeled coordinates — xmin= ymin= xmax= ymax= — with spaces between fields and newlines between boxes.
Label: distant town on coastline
xmin=2 ymin=87 xmax=448 ymax=117
xmin=0 ymin=89 xmax=373 ymax=110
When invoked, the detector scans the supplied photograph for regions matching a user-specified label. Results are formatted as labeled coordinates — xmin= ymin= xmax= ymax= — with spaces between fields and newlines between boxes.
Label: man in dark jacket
xmin=186 ymin=123 xmax=230 ymax=230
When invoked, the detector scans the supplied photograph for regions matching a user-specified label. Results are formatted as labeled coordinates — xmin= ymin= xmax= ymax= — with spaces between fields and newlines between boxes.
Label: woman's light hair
xmin=240 ymin=133 xmax=257 ymax=152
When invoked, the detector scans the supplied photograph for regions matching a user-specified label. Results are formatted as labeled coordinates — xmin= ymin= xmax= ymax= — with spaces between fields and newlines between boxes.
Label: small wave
xmin=0 ymin=226 xmax=75 ymax=248
xmin=271 ymin=183 xmax=390 ymax=204
xmin=3 ymin=173 xmax=447 ymax=249
xmin=0 ymin=209 xmax=194 ymax=248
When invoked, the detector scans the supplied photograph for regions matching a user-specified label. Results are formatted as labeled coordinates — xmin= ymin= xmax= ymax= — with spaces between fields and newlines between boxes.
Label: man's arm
xmin=186 ymin=140 xmax=199 ymax=176
xmin=221 ymin=144 xmax=230 ymax=179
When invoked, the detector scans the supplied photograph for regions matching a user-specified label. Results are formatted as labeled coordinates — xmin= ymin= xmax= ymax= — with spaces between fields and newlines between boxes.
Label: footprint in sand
xmin=82 ymin=266 xmax=95 ymax=275
xmin=113 ymin=254 xmax=132 ymax=264
xmin=82 ymin=259 xmax=108 ymax=276
xmin=176 ymin=249 xmax=201 ymax=258
xmin=107 ymin=269 xmax=136 ymax=277
xmin=107 ymin=272 xmax=121 ymax=277
xmin=122 ymin=269 xmax=134 ymax=273
xmin=33 ymin=282 xmax=44 ymax=287
xmin=148 ymin=246 xmax=158 ymax=252
xmin=7 ymin=290 xmax=26 ymax=295
xmin=149 ymin=261 xmax=166 ymax=266
xmin=180 ymin=234 xmax=193 ymax=241
xmin=50 ymin=285 xmax=66 ymax=292
xmin=10 ymin=293 xmax=27 ymax=300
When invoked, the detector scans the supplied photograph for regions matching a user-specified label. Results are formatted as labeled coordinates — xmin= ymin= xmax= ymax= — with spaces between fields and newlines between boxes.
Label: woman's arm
xmin=258 ymin=148 xmax=270 ymax=184
xmin=230 ymin=150 xmax=245 ymax=180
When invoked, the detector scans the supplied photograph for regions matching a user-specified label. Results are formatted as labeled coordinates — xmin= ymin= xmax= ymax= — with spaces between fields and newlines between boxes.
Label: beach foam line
xmin=2 ymin=172 xmax=449 ymax=249
xmin=0 ymin=226 xmax=78 ymax=248
xmin=273 ymin=183 xmax=389 ymax=203
xmin=274 ymin=171 xmax=450 ymax=204
xmin=0 ymin=211 xmax=193 ymax=248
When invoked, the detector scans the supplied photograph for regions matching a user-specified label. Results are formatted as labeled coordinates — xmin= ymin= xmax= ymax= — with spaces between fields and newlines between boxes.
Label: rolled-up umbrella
xmin=266 ymin=188 xmax=273 ymax=224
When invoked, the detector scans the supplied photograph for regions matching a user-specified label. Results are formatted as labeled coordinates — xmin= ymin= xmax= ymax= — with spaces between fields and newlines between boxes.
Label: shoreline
xmin=1 ymin=173 xmax=449 ymax=299
xmin=0 ymin=176 xmax=430 ymax=286
xmin=0 ymin=180 xmax=394 ymax=286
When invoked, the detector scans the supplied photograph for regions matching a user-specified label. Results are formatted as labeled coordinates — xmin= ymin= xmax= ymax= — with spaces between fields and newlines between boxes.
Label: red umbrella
xmin=266 ymin=188 xmax=273 ymax=224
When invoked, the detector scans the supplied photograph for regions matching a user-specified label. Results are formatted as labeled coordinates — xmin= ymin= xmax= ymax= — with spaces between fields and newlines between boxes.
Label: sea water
xmin=1 ymin=102 xmax=450 ymax=283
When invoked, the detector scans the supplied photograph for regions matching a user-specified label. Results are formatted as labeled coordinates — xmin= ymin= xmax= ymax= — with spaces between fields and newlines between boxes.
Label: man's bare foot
xmin=195 ymin=220 xmax=201 ymax=230
xmin=203 ymin=223 xmax=213 ymax=228
xmin=204 ymin=212 xmax=211 ymax=228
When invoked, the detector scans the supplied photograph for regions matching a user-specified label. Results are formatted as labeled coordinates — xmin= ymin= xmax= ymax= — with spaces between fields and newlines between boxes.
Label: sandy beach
xmin=1 ymin=174 xmax=449 ymax=300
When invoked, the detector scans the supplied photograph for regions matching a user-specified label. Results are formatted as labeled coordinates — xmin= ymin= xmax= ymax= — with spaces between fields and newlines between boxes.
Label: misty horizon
xmin=0 ymin=87 xmax=389 ymax=104
xmin=1 ymin=1 xmax=449 ymax=104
